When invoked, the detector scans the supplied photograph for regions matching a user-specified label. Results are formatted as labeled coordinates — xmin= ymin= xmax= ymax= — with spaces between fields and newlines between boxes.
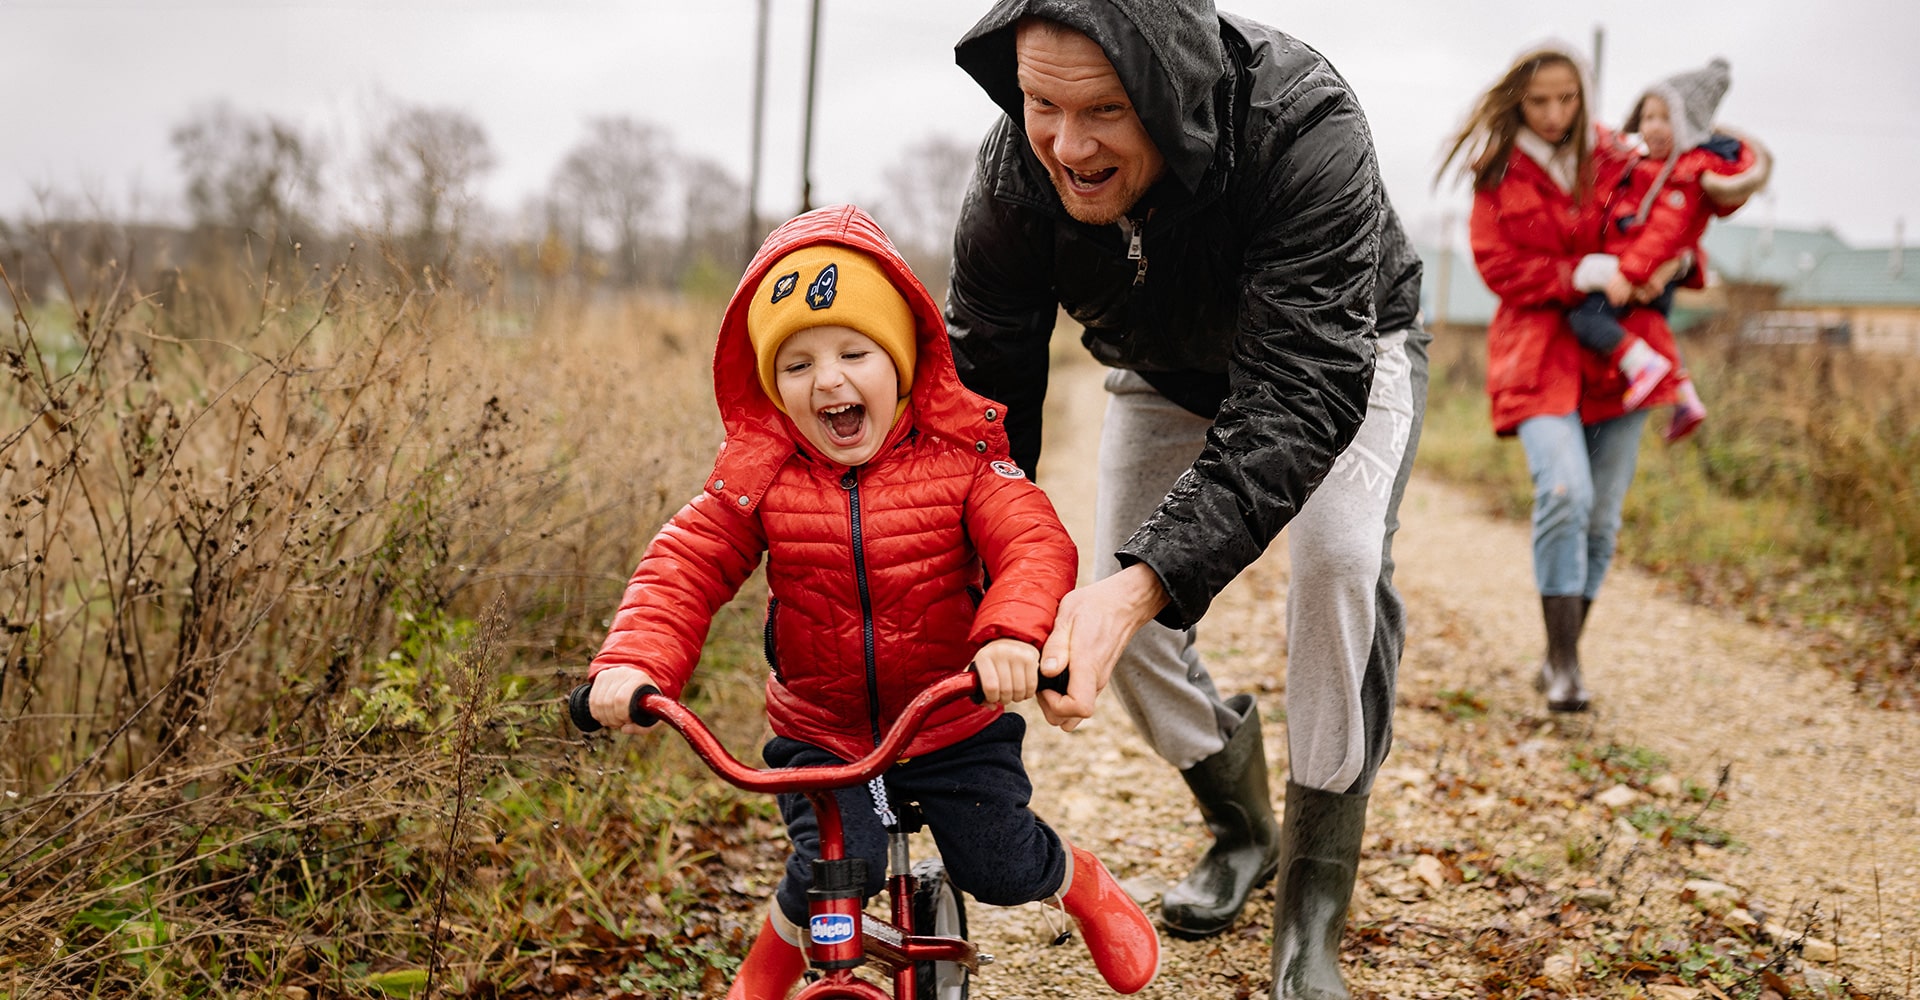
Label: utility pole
xmin=744 ymin=0 xmax=769 ymax=263
xmin=1591 ymin=24 xmax=1605 ymax=121
xmin=800 ymin=0 xmax=824 ymax=213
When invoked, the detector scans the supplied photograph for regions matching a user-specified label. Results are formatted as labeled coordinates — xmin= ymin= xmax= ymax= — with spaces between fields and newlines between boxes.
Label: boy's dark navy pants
xmin=765 ymin=712 xmax=1068 ymax=928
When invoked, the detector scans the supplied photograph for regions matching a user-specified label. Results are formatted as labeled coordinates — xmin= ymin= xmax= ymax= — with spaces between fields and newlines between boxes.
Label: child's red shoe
xmin=1058 ymin=843 xmax=1161 ymax=994
xmin=728 ymin=910 xmax=807 ymax=1000
xmin=1665 ymin=379 xmax=1707 ymax=443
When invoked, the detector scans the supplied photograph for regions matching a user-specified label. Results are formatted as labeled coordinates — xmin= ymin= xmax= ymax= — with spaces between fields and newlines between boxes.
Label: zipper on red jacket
xmin=761 ymin=598 xmax=782 ymax=682
xmin=841 ymin=468 xmax=883 ymax=746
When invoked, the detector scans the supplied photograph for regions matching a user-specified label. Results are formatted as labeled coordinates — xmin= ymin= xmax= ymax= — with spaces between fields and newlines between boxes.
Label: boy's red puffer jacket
xmin=589 ymin=205 xmax=1078 ymax=761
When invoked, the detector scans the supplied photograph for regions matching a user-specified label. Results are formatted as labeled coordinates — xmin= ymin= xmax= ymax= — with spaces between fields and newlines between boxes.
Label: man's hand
xmin=973 ymin=638 xmax=1041 ymax=705
xmin=1036 ymin=562 xmax=1170 ymax=732
xmin=589 ymin=665 xmax=656 ymax=736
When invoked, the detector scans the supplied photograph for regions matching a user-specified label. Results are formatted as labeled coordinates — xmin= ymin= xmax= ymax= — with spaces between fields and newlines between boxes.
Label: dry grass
xmin=0 ymin=234 xmax=774 ymax=996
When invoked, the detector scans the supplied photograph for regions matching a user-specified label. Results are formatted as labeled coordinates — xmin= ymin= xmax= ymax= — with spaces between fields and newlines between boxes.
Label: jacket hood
xmin=706 ymin=205 xmax=1013 ymax=513
xmin=955 ymin=0 xmax=1225 ymax=196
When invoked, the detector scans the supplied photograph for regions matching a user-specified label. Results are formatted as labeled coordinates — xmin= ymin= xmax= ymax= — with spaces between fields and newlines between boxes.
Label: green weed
xmin=1566 ymin=742 xmax=1669 ymax=787
xmin=1626 ymin=804 xmax=1737 ymax=850
xmin=1434 ymin=687 xmax=1489 ymax=720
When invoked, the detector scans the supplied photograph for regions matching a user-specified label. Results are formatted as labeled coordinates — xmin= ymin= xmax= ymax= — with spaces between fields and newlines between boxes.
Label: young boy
xmin=1570 ymin=56 xmax=1770 ymax=441
xmin=586 ymin=204 xmax=1159 ymax=998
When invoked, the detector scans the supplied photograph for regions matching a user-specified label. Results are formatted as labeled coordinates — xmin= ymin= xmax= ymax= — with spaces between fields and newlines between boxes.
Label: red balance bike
xmin=568 ymin=668 xmax=1067 ymax=1000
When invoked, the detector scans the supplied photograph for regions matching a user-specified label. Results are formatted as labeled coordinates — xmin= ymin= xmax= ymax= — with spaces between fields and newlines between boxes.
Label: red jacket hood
xmin=704 ymin=205 xmax=1015 ymax=513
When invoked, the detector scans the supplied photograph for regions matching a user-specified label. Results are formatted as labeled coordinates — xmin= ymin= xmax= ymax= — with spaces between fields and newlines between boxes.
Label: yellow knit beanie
xmin=746 ymin=246 xmax=917 ymax=411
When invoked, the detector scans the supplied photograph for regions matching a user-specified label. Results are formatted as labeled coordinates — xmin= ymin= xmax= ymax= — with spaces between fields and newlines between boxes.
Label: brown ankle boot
xmin=1537 ymin=595 xmax=1591 ymax=712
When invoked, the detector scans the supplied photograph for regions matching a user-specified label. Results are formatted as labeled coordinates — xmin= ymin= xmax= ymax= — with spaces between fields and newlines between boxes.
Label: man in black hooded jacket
xmin=947 ymin=3 xmax=1428 ymax=997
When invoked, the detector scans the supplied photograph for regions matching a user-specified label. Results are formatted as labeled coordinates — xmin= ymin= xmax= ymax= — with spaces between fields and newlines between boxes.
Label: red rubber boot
xmin=727 ymin=910 xmax=808 ymax=1000
xmin=1059 ymin=843 xmax=1161 ymax=994
xmin=1665 ymin=378 xmax=1707 ymax=443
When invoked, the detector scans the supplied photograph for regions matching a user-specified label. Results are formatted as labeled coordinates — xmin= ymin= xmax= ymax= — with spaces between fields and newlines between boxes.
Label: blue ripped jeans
xmin=1515 ymin=410 xmax=1651 ymax=599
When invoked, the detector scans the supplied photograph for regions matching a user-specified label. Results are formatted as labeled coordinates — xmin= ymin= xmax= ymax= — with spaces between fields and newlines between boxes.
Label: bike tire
xmin=910 ymin=857 xmax=969 ymax=1000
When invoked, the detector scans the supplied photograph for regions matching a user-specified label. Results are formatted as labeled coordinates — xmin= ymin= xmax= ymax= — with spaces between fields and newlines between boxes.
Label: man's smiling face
xmin=1015 ymin=18 xmax=1167 ymax=226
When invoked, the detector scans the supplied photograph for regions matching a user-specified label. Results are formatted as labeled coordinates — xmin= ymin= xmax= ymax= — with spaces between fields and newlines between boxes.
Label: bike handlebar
xmin=566 ymin=667 xmax=1069 ymax=794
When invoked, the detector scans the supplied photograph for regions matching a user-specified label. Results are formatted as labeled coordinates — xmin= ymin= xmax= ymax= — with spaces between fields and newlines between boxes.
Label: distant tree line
xmin=0 ymin=99 xmax=979 ymax=308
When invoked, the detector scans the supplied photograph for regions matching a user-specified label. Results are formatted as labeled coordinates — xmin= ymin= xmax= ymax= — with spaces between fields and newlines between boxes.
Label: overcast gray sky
xmin=4 ymin=0 xmax=1916 ymax=251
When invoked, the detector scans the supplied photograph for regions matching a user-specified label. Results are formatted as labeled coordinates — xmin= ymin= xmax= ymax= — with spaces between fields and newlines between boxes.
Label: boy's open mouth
xmin=819 ymin=402 xmax=866 ymax=442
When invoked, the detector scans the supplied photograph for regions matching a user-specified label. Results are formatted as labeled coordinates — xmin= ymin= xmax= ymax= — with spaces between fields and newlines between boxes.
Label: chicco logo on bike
xmin=810 ymin=913 xmax=857 ymax=945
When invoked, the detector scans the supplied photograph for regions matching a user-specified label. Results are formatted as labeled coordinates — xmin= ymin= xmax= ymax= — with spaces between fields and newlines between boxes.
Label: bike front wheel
xmin=910 ymin=858 xmax=969 ymax=1000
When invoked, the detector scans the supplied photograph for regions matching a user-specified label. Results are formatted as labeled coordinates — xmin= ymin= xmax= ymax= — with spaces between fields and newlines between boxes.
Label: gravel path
xmin=951 ymin=355 xmax=1917 ymax=999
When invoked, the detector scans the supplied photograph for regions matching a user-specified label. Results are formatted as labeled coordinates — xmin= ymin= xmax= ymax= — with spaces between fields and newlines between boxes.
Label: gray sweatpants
xmin=1098 ymin=328 xmax=1426 ymax=794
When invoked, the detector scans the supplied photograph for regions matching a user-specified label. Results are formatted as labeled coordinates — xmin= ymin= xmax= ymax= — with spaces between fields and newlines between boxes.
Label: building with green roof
xmin=1416 ymin=222 xmax=1919 ymax=355
xmin=1702 ymin=224 xmax=1920 ymax=354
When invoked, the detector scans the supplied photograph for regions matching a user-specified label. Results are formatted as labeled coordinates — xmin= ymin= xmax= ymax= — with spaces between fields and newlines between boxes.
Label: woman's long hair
xmin=1437 ymin=47 xmax=1593 ymax=201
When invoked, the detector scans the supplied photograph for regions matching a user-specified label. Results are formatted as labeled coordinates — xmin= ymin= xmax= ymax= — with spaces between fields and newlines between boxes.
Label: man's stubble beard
xmin=1048 ymin=172 xmax=1151 ymax=227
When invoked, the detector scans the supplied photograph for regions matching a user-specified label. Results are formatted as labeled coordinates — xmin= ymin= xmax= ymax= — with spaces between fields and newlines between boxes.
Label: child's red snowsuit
xmin=1578 ymin=128 xmax=1767 ymax=423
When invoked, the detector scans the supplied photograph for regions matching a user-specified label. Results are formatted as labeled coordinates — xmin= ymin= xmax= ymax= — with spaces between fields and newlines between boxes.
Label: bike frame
xmin=576 ymin=672 xmax=989 ymax=999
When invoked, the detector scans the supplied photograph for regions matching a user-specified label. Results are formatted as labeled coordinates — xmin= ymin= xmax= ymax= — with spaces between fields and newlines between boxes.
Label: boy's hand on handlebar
xmin=972 ymin=638 xmax=1041 ymax=705
xmin=590 ymin=666 xmax=655 ymax=735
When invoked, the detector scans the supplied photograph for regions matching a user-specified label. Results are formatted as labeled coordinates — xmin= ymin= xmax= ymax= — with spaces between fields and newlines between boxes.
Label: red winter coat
xmin=1470 ymin=141 xmax=1687 ymax=433
xmin=588 ymin=205 xmax=1078 ymax=761
xmin=1470 ymin=147 xmax=1594 ymax=435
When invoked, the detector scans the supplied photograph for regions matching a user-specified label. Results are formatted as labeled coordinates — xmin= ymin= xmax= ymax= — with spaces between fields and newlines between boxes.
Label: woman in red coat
xmin=1439 ymin=45 xmax=1676 ymax=714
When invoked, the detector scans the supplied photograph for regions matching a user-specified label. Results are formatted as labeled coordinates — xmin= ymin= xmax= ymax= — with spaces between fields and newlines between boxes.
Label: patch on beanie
xmin=770 ymin=271 xmax=799 ymax=304
xmin=806 ymin=263 xmax=838 ymax=310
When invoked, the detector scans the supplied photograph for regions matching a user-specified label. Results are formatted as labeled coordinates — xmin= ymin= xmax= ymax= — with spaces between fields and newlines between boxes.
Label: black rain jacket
xmin=947 ymin=0 xmax=1422 ymax=629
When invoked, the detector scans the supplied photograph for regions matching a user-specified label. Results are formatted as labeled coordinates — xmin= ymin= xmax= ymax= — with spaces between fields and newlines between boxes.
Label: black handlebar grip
xmin=968 ymin=664 xmax=1073 ymax=704
xmin=626 ymin=684 xmax=662 ymax=728
xmin=566 ymin=681 xmax=662 ymax=732
xmin=567 ymin=683 xmax=602 ymax=732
